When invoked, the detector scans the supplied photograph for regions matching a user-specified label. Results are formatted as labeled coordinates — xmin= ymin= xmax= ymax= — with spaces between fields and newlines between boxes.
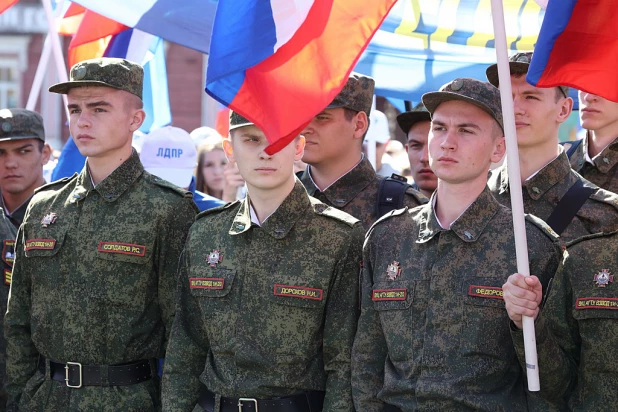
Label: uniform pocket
xmin=461 ymin=277 xmax=510 ymax=358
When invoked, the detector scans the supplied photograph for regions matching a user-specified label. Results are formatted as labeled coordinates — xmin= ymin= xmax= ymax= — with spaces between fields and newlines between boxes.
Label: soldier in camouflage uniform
xmin=503 ymin=230 xmax=618 ymax=410
xmin=486 ymin=52 xmax=618 ymax=243
xmin=566 ymin=93 xmax=618 ymax=193
xmin=298 ymin=73 xmax=427 ymax=231
xmin=351 ymin=78 xmax=563 ymax=411
xmin=162 ymin=112 xmax=364 ymax=412
xmin=4 ymin=58 xmax=197 ymax=411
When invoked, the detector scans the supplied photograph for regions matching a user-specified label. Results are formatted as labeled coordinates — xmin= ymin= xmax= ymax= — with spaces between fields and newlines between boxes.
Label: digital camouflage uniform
xmin=0 ymin=108 xmax=47 ymax=410
xmin=566 ymin=133 xmax=618 ymax=194
xmin=352 ymin=78 xmax=563 ymax=411
xmin=299 ymin=73 xmax=427 ymax=231
xmin=162 ymin=181 xmax=364 ymax=411
xmin=4 ymin=58 xmax=198 ymax=412
xmin=511 ymin=230 xmax=618 ymax=411
xmin=488 ymin=151 xmax=618 ymax=242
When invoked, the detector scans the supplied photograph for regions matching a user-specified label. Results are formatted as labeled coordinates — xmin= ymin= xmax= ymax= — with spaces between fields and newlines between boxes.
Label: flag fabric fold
xmin=527 ymin=0 xmax=618 ymax=103
xmin=206 ymin=0 xmax=397 ymax=154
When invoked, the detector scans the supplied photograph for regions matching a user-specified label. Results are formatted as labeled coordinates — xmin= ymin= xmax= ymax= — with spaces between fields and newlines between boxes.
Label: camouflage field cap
xmin=486 ymin=52 xmax=569 ymax=98
xmin=326 ymin=73 xmax=375 ymax=116
xmin=0 ymin=108 xmax=45 ymax=142
xmin=396 ymin=102 xmax=431 ymax=134
xmin=228 ymin=111 xmax=254 ymax=131
xmin=49 ymin=58 xmax=144 ymax=99
xmin=422 ymin=78 xmax=504 ymax=132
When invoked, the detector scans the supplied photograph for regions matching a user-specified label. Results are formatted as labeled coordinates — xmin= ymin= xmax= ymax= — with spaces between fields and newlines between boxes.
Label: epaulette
xmin=196 ymin=200 xmax=239 ymax=221
xmin=525 ymin=213 xmax=559 ymax=241
xmin=565 ymin=229 xmax=618 ymax=249
xmin=34 ymin=173 xmax=78 ymax=194
xmin=149 ymin=174 xmax=193 ymax=199
xmin=589 ymin=186 xmax=618 ymax=211
xmin=374 ymin=206 xmax=408 ymax=227
xmin=405 ymin=186 xmax=429 ymax=204
xmin=311 ymin=200 xmax=359 ymax=228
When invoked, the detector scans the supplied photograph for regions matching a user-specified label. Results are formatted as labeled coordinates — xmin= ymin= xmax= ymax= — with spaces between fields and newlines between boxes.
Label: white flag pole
xmin=489 ymin=0 xmax=540 ymax=391
xmin=26 ymin=35 xmax=52 ymax=110
xmin=41 ymin=0 xmax=69 ymax=119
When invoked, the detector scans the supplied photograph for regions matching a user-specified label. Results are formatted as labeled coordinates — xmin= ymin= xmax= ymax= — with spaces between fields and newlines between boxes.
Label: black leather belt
xmin=198 ymin=387 xmax=325 ymax=412
xmin=38 ymin=356 xmax=154 ymax=388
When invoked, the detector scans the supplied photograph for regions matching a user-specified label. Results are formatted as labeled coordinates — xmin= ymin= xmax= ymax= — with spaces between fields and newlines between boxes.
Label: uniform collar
xmin=497 ymin=150 xmax=571 ymax=200
xmin=72 ymin=150 xmax=144 ymax=203
xmin=585 ymin=132 xmax=618 ymax=173
xmin=417 ymin=186 xmax=500 ymax=243
xmin=299 ymin=156 xmax=375 ymax=207
xmin=229 ymin=179 xmax=311 ymax=239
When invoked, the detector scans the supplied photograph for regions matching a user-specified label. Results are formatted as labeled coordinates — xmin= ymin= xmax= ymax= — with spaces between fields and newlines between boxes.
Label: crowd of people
xmin=0 ymin=50 xmax=615 ymax=412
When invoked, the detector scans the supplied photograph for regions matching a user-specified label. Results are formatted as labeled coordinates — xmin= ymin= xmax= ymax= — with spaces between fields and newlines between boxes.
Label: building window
xmin=0 ymin=61 xmax=19 ymax=108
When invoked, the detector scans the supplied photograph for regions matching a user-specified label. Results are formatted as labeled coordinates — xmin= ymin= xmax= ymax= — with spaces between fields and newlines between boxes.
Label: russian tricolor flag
xmin=0 ymin=0 xmax=17 ymax=14
xmin=206 ymin=0 xmax=397 ymax=154
xmin=528 ymin=0 xmax=618 ymax=103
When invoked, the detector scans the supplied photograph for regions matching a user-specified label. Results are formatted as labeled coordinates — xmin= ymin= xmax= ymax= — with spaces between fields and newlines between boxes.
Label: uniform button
xmin=235 ymin=223 xmax=245 ymax=231
xmin=274 ymin=229 xmax=285 ymax=234
xmin=464 ymin=231 xmax=473 ymax=239
xmin=532 ymin=187 xmax=541 ymax=194
xmin=92 ymin=194 xmax=99 ymax=201
xmin=335 ymin=199 xmax=346 ymax=204
xmin=603 ymin=157 xmax=610 ymax=164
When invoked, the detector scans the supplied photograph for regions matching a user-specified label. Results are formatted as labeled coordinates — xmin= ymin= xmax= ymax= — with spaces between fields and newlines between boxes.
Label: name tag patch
xmin=25 ymin=239 xmax=56 ymax=251
xmin=274 ymin=284 xmax=323 ymax=300
xmin=468 ymin=285 xmax=504 ymax=300
xmin=190 ymin=278 xmax=224 ymax=289
xmin=576 ymin=297 xmax=618 ymax=310
xmin=4 ymin=269 xmax=11 ymax=285
xmin=98 ymin=242 xmax=146 ymax=256
xmin=372 ymin=289 xmax=407 ymax=301
xmin=3 ymin=239 xmax=15 ymax=266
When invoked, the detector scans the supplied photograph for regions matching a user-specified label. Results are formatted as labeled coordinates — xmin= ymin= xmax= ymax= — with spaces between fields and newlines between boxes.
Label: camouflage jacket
xmin=352 ymin=186 xmax=563 ymax=411
xmin=299 ymin=157 xmax=427 ymax=231
xmin=4 ymin=151 xmax=197 ymax=411
xmin=567 ymin=133 xmax=618 ymax=194
xmin=162 ymin=181 xmax=364 ymax=412
xmin=488 ymin=150 xmax=618 ymax=242
xmin=512 ymin=230 xmax=618 ymax=411
xmin=0 ymin=210 xmax=16 ymax=410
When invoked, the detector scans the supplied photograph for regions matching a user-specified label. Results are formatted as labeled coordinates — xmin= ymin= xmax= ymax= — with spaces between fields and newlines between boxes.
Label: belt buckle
xmin=65 ymin=362 xmax=82 ymax=388
xmin=238 ymin=398 xmax=258 ymax=412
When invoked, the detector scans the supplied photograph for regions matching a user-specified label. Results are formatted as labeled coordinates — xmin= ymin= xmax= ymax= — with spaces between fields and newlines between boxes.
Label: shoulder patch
xmin=196 ymin=200 xmax=239 ymax=221
xmin=311 ymin=199 xmax=359 ymax=228
xmin=147 ymin=173 xmax=194 ymax=199
xmin=34 ymin=173 xmax=77 ymax=194
xmin=405 ymin=186 xmax=429 ymax=204
xmin=525 ymin=213 xmax=559 ymax=241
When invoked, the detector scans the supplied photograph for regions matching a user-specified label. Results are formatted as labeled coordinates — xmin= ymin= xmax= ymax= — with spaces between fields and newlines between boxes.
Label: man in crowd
xmin=299 ymin=73 xmax=427 ymax=230
xmin=566 ymin=91 xmax=618 ymax=193
xmin=486 ymin=52 xmax=618 ymax=242
xmin=5 ymin=57 xmax=197 ymax=411
xmin=352 ymin=78 xmax=562 ymax=410
xmin=0 ymin=109 xmax=51 ymax=231
xmin=397 ymin=102 xmax=437 ymax=198
xmin=162 ymin=111 xmax=364 ymax=411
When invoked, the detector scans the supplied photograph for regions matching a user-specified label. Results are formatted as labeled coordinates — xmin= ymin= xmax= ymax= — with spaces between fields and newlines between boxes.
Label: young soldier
xmin=397 ymin=102 xmax=437 ymax=198
xmin=486 ymin=52 xmax=618 ymax=242
xmin=162 ymin=112 xmax=364 ymax=411
xmin=5 ymin=58 xmax=197 ymax=411
xmin=0 ymin=109 xmax=51 ymax=230
xmin=352 ymin=78 xmax=562 ymax=411
xmin=299 ymin=73 xmax=427 ymax=231
xmin=503 ymin=231 xmax=618 ymax=410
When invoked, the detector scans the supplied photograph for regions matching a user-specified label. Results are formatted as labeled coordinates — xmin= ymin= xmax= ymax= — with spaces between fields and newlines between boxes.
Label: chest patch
xmin=274 ymin=284 xmax=323 ymax=300
xmin=190 ymin=278 xmax=224 ymax=289
xmin=97 ymin=242 xmax=146 ymax=256
xmin=468 ymin=285 xmax=504 ymax=300
xmin=3 ymin=240 xmax=15 ymax=266
xmin=372 ymin=288 xmax=407 ymax=301
xmin=576 ymin=297 xmax=618 ymax=310
xmin=25 ymin=239 xmax=56 ymax=251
